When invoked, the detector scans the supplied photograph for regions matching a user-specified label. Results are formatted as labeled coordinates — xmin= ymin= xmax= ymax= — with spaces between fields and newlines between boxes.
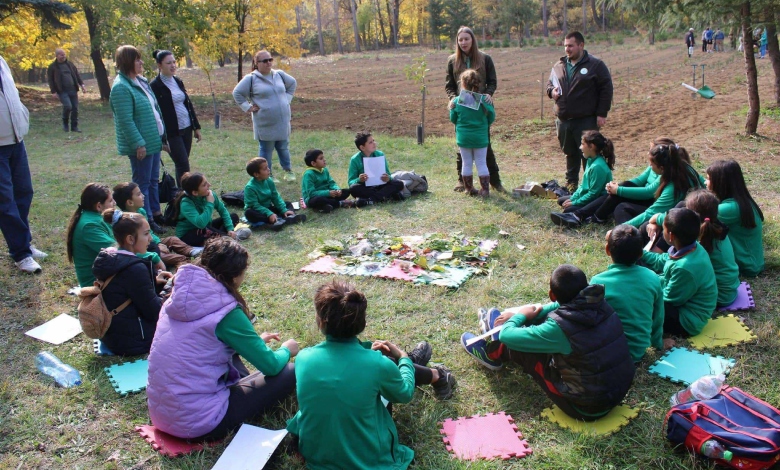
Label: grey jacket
xmin=232 ymin=69 xmax=296 ymax=141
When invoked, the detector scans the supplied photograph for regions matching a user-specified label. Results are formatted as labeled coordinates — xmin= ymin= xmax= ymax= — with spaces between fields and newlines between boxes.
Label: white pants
xmin=459 ymin=147 xmax=488 ymax=177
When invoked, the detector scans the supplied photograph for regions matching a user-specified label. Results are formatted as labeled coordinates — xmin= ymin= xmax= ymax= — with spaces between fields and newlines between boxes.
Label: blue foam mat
xmin=648 ymin=347 xmax=735 ymax=385
xmin=104 ymin=359 xmax=149 ymax=396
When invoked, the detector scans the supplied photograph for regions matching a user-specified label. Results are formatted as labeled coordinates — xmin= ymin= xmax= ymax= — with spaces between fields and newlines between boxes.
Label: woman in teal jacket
xmin=109 ymin=45 xmax=167 ymax=234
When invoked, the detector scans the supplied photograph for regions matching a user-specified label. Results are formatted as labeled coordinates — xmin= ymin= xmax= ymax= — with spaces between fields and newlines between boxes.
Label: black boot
xmin=62 ymin=118 xmax=69 ymax=132
xmin=71 ymin=121 xmax=81 ymax=133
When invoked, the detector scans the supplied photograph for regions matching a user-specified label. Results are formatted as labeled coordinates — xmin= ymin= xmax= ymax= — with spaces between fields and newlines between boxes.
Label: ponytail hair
xmin=649 ymin=143 xmax=700 ymax=200
xmin=706 ymin=159 xmax=764 ymax=228
xmin=653 ymin=136 xmax=692 ymax=164
xmin=582 ymin=130 xmax=615 ymax=169
xmin=314 ymin=280 xmax=367 ymax=339
xmin=67 ymin=183 xmax=111 ymax=263
xmin=685 ymin=189 xmax=727 ymax=253
xmin=171 ymin=172 xmax=205 ymax=223
xmin=197 ymin=237 xmax=252 ymax=320
xmin=102 ymin=208 xmax=146 ymax=247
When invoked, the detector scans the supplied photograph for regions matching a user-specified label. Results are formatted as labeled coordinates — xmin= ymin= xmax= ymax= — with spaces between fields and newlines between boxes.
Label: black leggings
xmin=245 ymin=202 xmax=295 ymax=224
xmin=663 ymin=302 xmax=695 ymax=337
xmin=572 ymin=181 xmax=655 ymax=222
xmin=349 ymin=180 xmax=404 ymax=203
xmin=307 ymin=189 xmax=352 ymax=211
xmin=179 ymin=213 xmax=239 ymax=247
xmin=167 ymin=126 xmax=194 ymax=186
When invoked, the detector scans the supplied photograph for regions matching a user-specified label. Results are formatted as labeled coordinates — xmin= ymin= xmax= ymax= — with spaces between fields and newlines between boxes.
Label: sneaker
xmin=355 ymin=198 xmax=374 ymax=208
xmin=584 ymin=215 xmax=607 ymax=225
xmin=550 ymin=212 xmax=582 ymax=228
xmin=261 ymin=219 xmax=286 ymax=231
xmin=15 ymin=256 xmax=42 ymax=274
xmin=460 ymin=332 xmax=503 ymax=370
xmin=271 ymin=177 xmax=281 ymax=184
xmin=149 ymin=221 xmax=166 ymax=235
xmin=189 ymin=247 xmax=204 ymax=257
xmin=283 ymin=170 xmax=296 ymax=182
xmin=478 ymin=307 xmax=501 ymax=341
xmin=477 ymin=308 xmax=489 ymax=333
xmin=30 ymin=246 xmax=48 ymax=260
xmin=431 ymin=365 xmax=457 ymax=400
xmin=340 ymin=200 xmax=355 ymax=208
xmin=319 ymin=204 xmax=334 ymax=214
xmin=71 ymin=127 xmax=82 ymax=133
xmin=285 ymin=214 xmax=307 ymax=225
xmin=407 ymin=341 xmax=432 ymax=366
xmin=564 ymin=182 xmax=578 ymax=193
xmin=235 ymin=227 xmax=252 ymax=240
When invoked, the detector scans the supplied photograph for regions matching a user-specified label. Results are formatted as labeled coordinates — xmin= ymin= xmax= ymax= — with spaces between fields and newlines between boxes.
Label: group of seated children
xmin=144 ymin=236 xmax=455 ymax=470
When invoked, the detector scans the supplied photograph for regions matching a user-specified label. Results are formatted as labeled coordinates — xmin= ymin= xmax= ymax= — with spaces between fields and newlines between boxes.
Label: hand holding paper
xmin=363 ymin=156 xmax=387 ymax=187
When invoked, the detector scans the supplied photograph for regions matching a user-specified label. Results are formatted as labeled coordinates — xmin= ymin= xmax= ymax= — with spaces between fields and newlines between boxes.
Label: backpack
xmin=76 ymin=274 xmax=132 ymax=339
xmin=666 ymin=386 xmax=780 ymax=469
xmin=158 ymin=160 xmax=178 ymax=204
xmin=220 ymin=190 xmax=245 ymax=207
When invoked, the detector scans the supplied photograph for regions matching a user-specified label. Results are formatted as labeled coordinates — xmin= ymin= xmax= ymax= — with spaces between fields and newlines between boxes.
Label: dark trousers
xmin=179 ymin=213 xmax=239 ymax=246
xmin=556 ymin=115 xmax=598 ymax=185
xmin=556 ymin=195 xmax=582 ymax=213
xmin=387 ymin=358 xmax=432 ymax=385
xmin=167 ymin=126 xmax=193 ymax=186
xmin=663 ymin=302 xmax=694 ymax=337
xmin=578 ymin=181 xmax=656 ymax=223
xmin=58 ymin=90 xmax=79 ymax=128
xmin=456 ymin=141 xmax=503 ymax=189
xmin=195 ymin=363 xmax=296 ymax=442
xmin=349 ymin=180 xmax=404 ymax=202
xmin=0 ymin=142 xmax=33 ymax=262
xmin=307 ymin=189 xmax=352 ymax=211
xmin=502 ymin=348 xmax=609 ymax=421
xmin=245 ymin=202 xmax=295 ymax=224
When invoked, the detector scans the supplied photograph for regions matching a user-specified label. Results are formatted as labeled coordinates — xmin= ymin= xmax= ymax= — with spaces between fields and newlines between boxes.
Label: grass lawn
xmin=0 ymin=93 xmax=778 ymax=469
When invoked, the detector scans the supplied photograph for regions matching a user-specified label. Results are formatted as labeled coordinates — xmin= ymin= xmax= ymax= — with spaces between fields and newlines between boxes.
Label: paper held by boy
xmin=465 ymin=305 xmax=528 ymax=346
xmin=363 ymin=155 xmax=387 ymax=187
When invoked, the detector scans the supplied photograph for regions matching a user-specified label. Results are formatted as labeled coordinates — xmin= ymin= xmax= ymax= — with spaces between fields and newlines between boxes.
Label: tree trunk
xmin=765 ymin=16 xmax=780 ymax=107
xmin=543 ymin=0 xmax=548 ymax=37
xmin=376 ymin=0 xmax=387 ymax=45
xmin=316 ymin=0 xmax=325 ymax=55
xmin=333 ymin=0 xmax=344 ymax=53
xmin=649 ymin=24 xmax=655 ymax=45
xmin=589 ymin=0 xmax=602 ymax=29
xmin=350 ymin=0 xmax=361 ymax=51
xmin=393 ymin=0 xmax=401 ymax=48
xmin=386 ymin=0 xmax=397 ymax=48
xmin=741 ymin=1 xmax=760 ymax=134
xmin=562 ymin=0 xmax=568 ymax=36
xmin=602 ymin=1 xmax=606 ymax=31
xmin=582 ymin=0 xmax=586 ymax=32
xmin=83 ymin=5 xmax=110 ymax=101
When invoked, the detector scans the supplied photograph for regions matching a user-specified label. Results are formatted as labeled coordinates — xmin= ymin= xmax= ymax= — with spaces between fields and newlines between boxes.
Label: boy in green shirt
xmin=244 ymin=157 xmax=306 ymax=230
xmin=300 ymin=149 xmax=356 ymax=212
xmin=641 ymin=208 xmax=717 ymax=345
xmin=461 ymin=265 xmax=635 ymax=421
xmin=347 ymin=131 xmax=404 ymax=204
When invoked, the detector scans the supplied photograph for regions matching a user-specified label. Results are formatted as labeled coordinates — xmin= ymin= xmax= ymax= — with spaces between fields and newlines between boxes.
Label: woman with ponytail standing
xmin=147 ymin=237 xmax=297 ymax=441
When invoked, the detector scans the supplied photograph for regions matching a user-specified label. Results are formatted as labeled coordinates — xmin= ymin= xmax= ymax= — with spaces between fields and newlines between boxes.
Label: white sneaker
xmin=15 ymin=256 xmax=42 ymax=273
xmin=30 ymin=246 xmax=48 ymax=259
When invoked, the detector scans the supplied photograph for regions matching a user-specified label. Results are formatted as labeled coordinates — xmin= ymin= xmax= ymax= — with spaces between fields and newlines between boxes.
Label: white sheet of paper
xmin=363 ymin=156 xmax=387 ymax=187
xmin=25 ymin=313 xmax=82 ymax=345
xmin=550 ymin=68 xmax=561 ymax=95
xmin=465 ymin=326 xmax=502 ymax=346
xmin=211 ymin=424 xmax=288 ymax=470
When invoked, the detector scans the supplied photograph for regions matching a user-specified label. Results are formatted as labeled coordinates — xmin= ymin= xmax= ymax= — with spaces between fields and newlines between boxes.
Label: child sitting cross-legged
xmin=461 ymin=265 xmax=635 ymax=421
xmin=287 ymin=281 xmax=456 ymax=469
xmin=173 ymin=172 xmax=240 ymax=246
xmin=113 ymin=182 xmax=201 ymax=269
xmin=301 ymin=149 xmax=354 ymax=213
xmin=347 ymin=131 xmax=404 ymax=205
xmin=244 ymin=157 xmax=306 ymax=230
xmin=641 ymin=208 xmax=717 ymax=345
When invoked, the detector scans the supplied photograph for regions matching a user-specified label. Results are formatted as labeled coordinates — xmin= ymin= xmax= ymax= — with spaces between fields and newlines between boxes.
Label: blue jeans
xmin=0 ymin=142 xmax=34 ymax=261
xmin=258 ymin=140 xmax=291 ymax=175
xmin=128 ymin=152 xmax=161 ymax=217
xmin=760 ymin=44 xmax=767 ymax=57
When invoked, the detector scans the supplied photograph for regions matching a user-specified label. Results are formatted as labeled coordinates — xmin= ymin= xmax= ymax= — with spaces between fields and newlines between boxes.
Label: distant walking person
xmin=547 ymin=32 xmax=613 ymax=191
xmin=0 ymin=55 xmax=47 ymax=273
xmin=714 ymin=29 xmax=725 ymax=52
xmin=703 ymin=28 xmax=713 ymax=53
xmin=685 ymin=28 xmax=695 ymax=57
xmin=47 ymin=48 xmax=86 ymax=132
xmin=445 ymin=26 xmax=506 ymax=193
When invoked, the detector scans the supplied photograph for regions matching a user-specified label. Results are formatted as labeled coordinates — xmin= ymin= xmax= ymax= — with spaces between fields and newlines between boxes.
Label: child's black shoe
xmin=407 ymin=341 xmax=432 ymax=366
xmin=285 ymin=214 xmax=307 ymax=225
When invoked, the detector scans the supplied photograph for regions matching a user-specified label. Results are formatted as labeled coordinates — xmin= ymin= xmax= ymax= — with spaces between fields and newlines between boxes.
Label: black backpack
xmin=220 ymin=190 xmax=245 ymax=207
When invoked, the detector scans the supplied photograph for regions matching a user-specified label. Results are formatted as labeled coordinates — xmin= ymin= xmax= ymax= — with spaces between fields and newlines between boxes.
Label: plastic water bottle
xmin=700 ymin=440 xmax=733 ymax=462
xmin=35 ymin=352 xmax=82 ymax=388
xmin=670 ymin=374 xmax=725 ymax=406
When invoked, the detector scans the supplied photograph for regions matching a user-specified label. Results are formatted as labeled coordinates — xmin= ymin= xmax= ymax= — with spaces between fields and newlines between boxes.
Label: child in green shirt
xmin=173 ymin=172 xmax=239 ymax=246
xmin=287 ymin=281 xmax=456 ymax=469
xmin=66 ymin=183 xmax=118 ymax=287
xmin=641 ymin=208 xmax=717 ymax=344
xmin=113 ymin=182 xmax=200 ymax=269
xmin=244 ymin=157 xmax=306 ymax=230
xmin=300 ymin=149 xmax=355 ymax=212
xmin=347 ymin=131 xmax=404 ymax=204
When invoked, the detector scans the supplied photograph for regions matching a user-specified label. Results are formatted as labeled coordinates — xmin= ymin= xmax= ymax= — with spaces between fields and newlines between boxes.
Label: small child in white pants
xmin=449 ymin=69 xmax=496 ymax=197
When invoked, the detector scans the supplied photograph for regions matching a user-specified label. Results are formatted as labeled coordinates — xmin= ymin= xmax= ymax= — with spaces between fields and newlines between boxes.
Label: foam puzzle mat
xmin=541 ymin=405 xmax=639 ymax=436
xmin=105 ymin=359 xmax=148 ymax=396
xmin=688 ymin=314 xmax=757 ymax=349
xmin=301 ymin=230 xmax=497 ymax=288
xmin=717 ymin=282 xmax=755 ymax=312
xmin=648 ymin=348 xmax=735 ymax=385
xmin=135 ymin=425 xmax=215 ymax=457
xmin=439 ymin=412 xmax=532 ymax=461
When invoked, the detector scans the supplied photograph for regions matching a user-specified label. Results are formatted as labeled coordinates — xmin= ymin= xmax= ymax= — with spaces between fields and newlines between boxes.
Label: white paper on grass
xmin=25 ymin=313 xmax=82 ymax=345
xmin=211 ymin=424 xmax=288 ymax=470
xmin=457 ymin=89 xmax=482 ymax=110
xmin=363 ymin=156 xmax=387 ymax=187
xmin=549 ymin=68 xmax=561 ymax=95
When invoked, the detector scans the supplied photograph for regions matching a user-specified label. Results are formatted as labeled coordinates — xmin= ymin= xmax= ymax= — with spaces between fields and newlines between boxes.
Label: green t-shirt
xmin=718 ymin=199 xmax=764 ymax=277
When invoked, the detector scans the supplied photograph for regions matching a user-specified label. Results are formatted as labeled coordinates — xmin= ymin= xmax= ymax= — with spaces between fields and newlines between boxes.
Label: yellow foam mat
xmin=541 ymin=405 xmax=639 ymax=436
xmin=688 ymin=314 xmax=757 ymax=349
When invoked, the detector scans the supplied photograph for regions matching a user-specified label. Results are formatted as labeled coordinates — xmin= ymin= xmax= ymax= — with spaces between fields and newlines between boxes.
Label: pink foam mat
xmin=440 ymin=412 xmax=532 ymax=461
xmin=134 ymin=425 xmax=217 ymax=458
xmin=375 ymin=260 xmax=424 ymax=282
xmin=299 ymin=256 xmax=338 ymax=274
